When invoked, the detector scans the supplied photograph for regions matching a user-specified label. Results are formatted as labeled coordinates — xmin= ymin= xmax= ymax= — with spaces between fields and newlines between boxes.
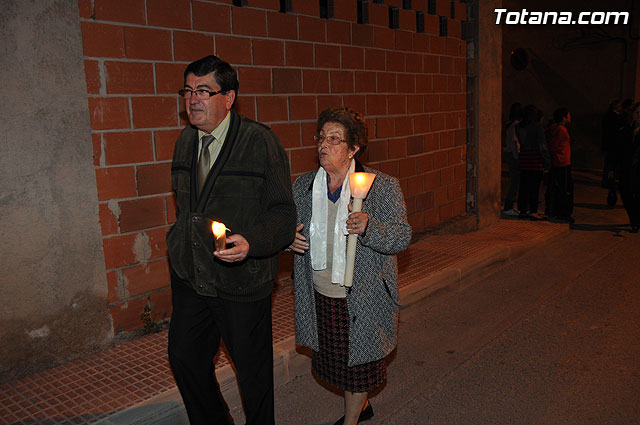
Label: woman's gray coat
xmin=293 ymin=163 xmax=412 ymax=366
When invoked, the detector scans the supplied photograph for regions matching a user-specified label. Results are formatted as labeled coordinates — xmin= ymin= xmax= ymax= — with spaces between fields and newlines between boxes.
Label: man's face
xmin=184 ymin=72 xmax=235 ymax=133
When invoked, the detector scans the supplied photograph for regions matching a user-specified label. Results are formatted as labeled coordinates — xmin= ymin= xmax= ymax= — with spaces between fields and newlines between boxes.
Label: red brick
xmin=93 ymin=133 xmax=102 ymax=166
xmin=341 ymin=46 xmax=364 ymax=70
xmin=335 ymin=0 xmax=357 ymax=22
xmin=156 ymin=63 xmax=185 ymax=95
xmin=445 ymin=111 xmax=463 ymax=129
xmin=286 ymin=41 xmax=314 ymax=67
xmin=417 ymin=191 xmax=434 ymax=213
xmin=454 ymin=163 xmax=465 ymax=181
xmin=271 ymin=123 xmax=301 ymax=149
xmin=215 ymin=35 xmax=252 ymax=65
xmin=121 ymin=259 xmax=171 ymax=299
xmin=317 ymin=95 xmax=343 ymax=114
xmin=155 ymin=129 xmax=181 ymax=161
xmin=408 ymin=94 xmax=424 ymax=114
xmin=387 ymin=95 xmax=405 ymax=115
xmin=301 ymin=122 xmax=319 ymax=147
xmin=425 ymin=170 xmax=439 ymax=190
xmin=398 ymin=74 xmax=416 ymax=93
xmin=455 ymin=2 xmax=467 ymax=21
xmin=352 ymin=23 xmax=374 ymax=48
xmin=84 ymin=60 xmax=101 ymax=95
xmin=454 ymin=57 xmax=466 ymax=76
xmin=414 ymin=113 xmax=431 ymax=133
xmin=434 ymin=150 xmax=448 ymax=169
xmin=424 ymin=14 xmax=439 ymax=36
xmin=377 ymin=72 xmax=397 ymax=93
xmin=433 ymin=75 xmax=447 ymax=93
xmin=365 ymin=48 xmax=386 ymax=71
xmin=327 ymin=20 xmax=350 ymax=44
xmin=124 ymin=27 xmax=172 ymax=61
xmin=239 ymin=67 xmax=272 ymax=94
xmin=299 ymin=16 xmax=326 ymax=42
xmin=96 ymin=166 xmax=137 ymax=201
xmin=267 ymin=11 xmax=298 ymax=39
xmin=454 ymin=128 xmax=466 ymax=147
xmin=119 ymin=196 xmax=166 ymax=233
xmin=395 ymin=116 xmax=413 ymax=137
xmin=132 ymin=97 xmax=178 ymax=129
xmin=441 ymin=165 xmax=454 ymax=185
xmin=430 ymin=35 xmax=445 ymax=55
xmin=342 ymin=95 xmax=366 ymax=116
xmin=315 ymin=44 xmax=340 ymax=69
xmin=436 ymin=0 xmax=449 ymax=16
xmin=146 ymin=225 xmax=171 ymax=258
xmin=431 ymin=112 xmax=446 ymax=132
xmin=373 ymin=26 xmax=393 ymax=50
xmin=386 ymin=0 xmax=402 ymax=7
xmin=330 ymin=70 xmax=354 ymax=93
xmin=104 ymin=61 xmax=154 ymax=95
xmin=232 ymin=7 xmax=267 ymax=36
xmin=407 ymin=135 xmax=425 ymax=156
xmin=94 ymin=0 xmax=145 ymax=24
xmin=399 ymin=9 xmax=415 ymax=31
xmin=173 ymin=31 xmax=215 ymax=62
xmin=448 ymin=146 xmax=465 ymax=166
xmin=137 ymin=163 xmax=172 ymax=196
xmin=395 ymin=31 xmax=413 ymax=52
xmin=235 ymin=95 xmax=256 ymax=121
xmin=440 ymin=130 xmax=455 ymax=149
xmin=81 ymin=22 xmax=125 ymax=58
xmin=99 ymin=203 xmax=119 ymax=236
xmin=406 ymin=53 xmax=423 ymax=73
xmin=147 ymin=0 xmax=191 ymax=29
xmin=109 ymin=289 xmax=172 ymax=332
xmin=369 ymin=3 xmax=387 ymax=27
xmin=424 ymin=54 xmax=440 ymax=73
xmin=193 ymin=1 xmax=231 ymax=33
xmin=386 ymin=51 xmax=405 ymax=73
xmin=78 ymin=0 xmax=93 ymax=18
xmin=355 ymin=71 xmax=377 ymax=93
xmin=367 ymin=140 xmax=388 ymax=162
xmin=440 ymin=56 xmax=454 ymax=74
xmin=104 ymin=131 xmax=153 ymax=165
xmin=407 ymin=175 xmax=424 ymax=196
xmin=376 ymin=117 xmax=394 ymax=138
xmin=425 ymin=133 xmax=439 ymax=151
xmin=449 ymin=19 xmax=462 ymax=39
xmin=303 ymin=69 xmax=329 ymax=93
xmin=102 ymin=233 xmax=138 ymax=270
xmin=367 ymin=94 xmax=387 ymax=116
xmin=416 ymin=75 xmax=433 ymax=94
xmin=89 ymin=97 xmax=130 ymax=130
xmin=252 ymin=39 xmax=285 ymax=66
xmin=448 ymin=75 xmax=462 ymax=93
xmin=290 ymin=147 xmax=319 ymax=175
xmin=399 ymin=157 xmax=417 ymax=179
xmin=257 ymin=96 xmax=288 ymax=123
xmin=289 ymin=96 xmax=317 ymax=121
xmin=293 ymin=0 xmax=319 ymax=15
xmin=424 ymin=94 xmax=439 ymax=112
xmin=440 ymin=94 xmax=455 ymax=112
xmin=379 ymin=160 xmax=400 ymax=179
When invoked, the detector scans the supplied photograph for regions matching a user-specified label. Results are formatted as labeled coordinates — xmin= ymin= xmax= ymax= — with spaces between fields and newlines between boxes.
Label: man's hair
xmin=553 ymin=107 xmax=569 ymax=124
xmin=184 ymin=55 xmax=239 ymax=95
xmin=317 ymin=107 xmax=368 ymax=158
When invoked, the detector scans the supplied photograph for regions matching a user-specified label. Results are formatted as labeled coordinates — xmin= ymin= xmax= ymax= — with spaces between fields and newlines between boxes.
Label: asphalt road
xmin=273 ymin=169 xmax=640 ymax=425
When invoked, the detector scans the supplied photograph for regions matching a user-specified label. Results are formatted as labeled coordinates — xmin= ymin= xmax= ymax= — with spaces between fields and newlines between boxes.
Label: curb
xmin=94 ymin=224 xmax=570 ymax=424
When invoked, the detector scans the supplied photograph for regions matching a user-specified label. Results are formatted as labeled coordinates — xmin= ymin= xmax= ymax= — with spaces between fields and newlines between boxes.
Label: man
xmin=545 ymin=107 xmax=574 ymax=223
xmin=167 ymin=55 xmax=296 ymax=425
xmin=601 ymin=99 xmax=629 ymax=205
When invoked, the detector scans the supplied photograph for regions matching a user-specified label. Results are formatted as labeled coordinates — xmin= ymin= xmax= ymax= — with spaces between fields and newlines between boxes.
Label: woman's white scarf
xmin=309 ymin=160 xmax=355 ymax=286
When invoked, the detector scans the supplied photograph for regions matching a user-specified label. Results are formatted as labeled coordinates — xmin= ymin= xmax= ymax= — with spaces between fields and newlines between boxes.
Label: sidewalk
xmin=0 ymin=218 xmax=569 ymax=425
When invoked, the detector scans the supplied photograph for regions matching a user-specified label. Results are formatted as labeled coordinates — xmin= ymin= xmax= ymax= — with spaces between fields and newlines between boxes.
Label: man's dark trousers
xmin=168 ymin=273 xmax=275 ymax=425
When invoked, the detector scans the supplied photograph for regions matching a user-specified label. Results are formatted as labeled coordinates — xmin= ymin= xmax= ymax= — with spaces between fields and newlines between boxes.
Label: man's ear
xmin=225 ymin=90 xmax=237 ymax=110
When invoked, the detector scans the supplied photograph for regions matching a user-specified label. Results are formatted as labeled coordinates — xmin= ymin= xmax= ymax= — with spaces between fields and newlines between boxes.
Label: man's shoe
xmin=503 ymin=209 xmax=519 ymax=216
xmin=333 ymin=403 xmax=374 ymax=425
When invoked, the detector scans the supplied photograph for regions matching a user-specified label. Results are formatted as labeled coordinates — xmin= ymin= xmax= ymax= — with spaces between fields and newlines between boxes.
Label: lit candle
xmin=344 ymin=172 xmax=376 ymax=287
xmin=211 ymin=221 xmax=228 ymax=252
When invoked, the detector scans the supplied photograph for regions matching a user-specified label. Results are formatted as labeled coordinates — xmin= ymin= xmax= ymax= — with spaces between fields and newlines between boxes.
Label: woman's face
xmin=317 ymin=122 xmax=359 ymax=174
xmin=634 ymin=108 xmax=640 ymax=123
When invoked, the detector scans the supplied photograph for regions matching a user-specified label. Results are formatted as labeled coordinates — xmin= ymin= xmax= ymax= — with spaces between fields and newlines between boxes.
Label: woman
xmin=503 ymin=102 xmax=522 ymax=216
xmin=620 ymin=102 xmax=640 ymax=233
xmin=516 ymin=104 xmax=550 ymax=219
xmin=289 ymin=107 xmax=411 ymax=425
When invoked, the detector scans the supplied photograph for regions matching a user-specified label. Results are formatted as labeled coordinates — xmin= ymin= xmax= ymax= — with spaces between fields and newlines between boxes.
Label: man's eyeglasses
xmin=178 ymin=88 xmax=224 ymax=99
xmin=314 ymin=135 xmax=344 ymax=145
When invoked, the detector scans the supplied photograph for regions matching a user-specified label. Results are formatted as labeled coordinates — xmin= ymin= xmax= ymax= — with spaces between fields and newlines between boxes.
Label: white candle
xmin=211 ymin=221 xmax=227 ymax=252
xmin=344 ymin=172 xmax=376 ymax=287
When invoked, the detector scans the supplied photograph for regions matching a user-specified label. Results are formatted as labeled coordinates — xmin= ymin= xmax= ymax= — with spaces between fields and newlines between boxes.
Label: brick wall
xmin=78 ymin=0 xmax=468 ymax=333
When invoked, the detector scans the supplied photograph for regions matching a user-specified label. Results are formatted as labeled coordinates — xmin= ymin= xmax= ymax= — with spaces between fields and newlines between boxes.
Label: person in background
xmin=503 ymin=103 xmax=522 ymax=216
xmin=289 ymin=107 xmax=411 ymax=425
xmin=601 ymin=99 xmax=628 ymax=206
xmin=620 ymin=102 xmax=640 ymax=233
xmin=517 ymin=104 xmax=550 ymax=219
xmin=166 ymin=55 xmax=296 ymax=425
xmin=545 ymin=107 xmax=574 ymax=223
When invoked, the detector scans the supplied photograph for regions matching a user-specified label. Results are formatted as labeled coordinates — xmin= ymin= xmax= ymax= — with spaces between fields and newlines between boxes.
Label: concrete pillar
xmin=0 ymin=0 xmax=112 ymax=383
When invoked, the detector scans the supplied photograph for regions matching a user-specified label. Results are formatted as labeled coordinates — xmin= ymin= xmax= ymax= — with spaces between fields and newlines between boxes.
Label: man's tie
xmin=197 ymin=135 xmax=215 ymax=193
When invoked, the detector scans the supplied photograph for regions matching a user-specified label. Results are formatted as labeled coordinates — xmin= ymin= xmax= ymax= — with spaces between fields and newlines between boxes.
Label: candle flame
xmin=211 ymin=221 xmax=227 ymax=238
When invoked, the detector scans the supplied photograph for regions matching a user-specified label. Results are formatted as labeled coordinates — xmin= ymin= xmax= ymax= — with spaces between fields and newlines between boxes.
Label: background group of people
xmin=167 ymin=55 xmax=410 ymax=425
xmin=502 ymin=103 xmax=574 ymax=223
xmin=502 ymin=98 xmax=640 ymax=233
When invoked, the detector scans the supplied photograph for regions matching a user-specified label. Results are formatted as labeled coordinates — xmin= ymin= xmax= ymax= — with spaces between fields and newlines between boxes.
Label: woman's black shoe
xmin=333 ymin=403 xmax=374 ymax=425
